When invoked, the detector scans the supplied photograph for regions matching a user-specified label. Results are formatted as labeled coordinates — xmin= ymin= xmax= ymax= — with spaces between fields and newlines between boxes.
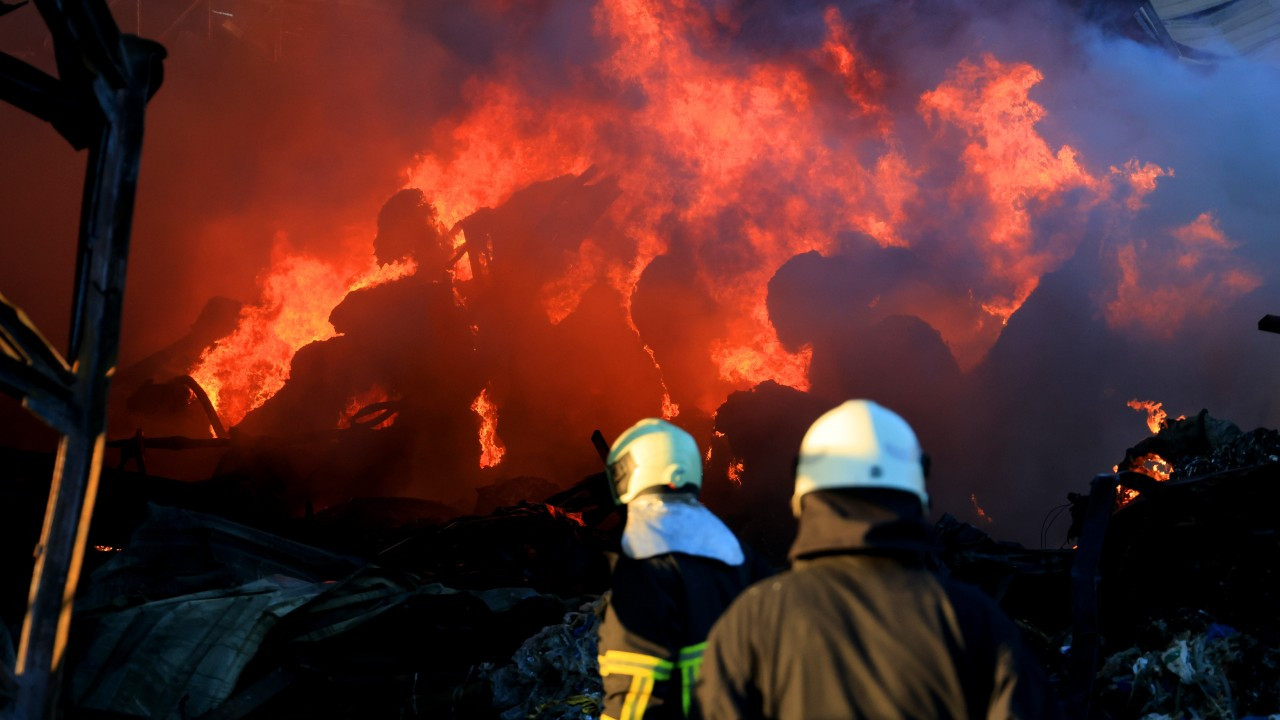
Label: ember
xmin=727 ymin=459 xmax=745 ymax=485
xmin=969 ymin=493 xmax=995 ymax=524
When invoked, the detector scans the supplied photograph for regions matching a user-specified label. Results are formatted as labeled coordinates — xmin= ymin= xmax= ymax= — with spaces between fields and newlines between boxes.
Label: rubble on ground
xmin=1096 ymin=615 xmax=1280 ymax=719
xmin=2 ymin=412 xmax=1277 ymax=718
xmin=58 ymin=500 xmax=611 ymax=719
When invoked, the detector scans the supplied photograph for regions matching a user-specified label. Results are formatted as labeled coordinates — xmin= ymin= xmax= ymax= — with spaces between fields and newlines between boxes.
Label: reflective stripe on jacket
xmin=598 ymin=549 xmax=771 ymax=719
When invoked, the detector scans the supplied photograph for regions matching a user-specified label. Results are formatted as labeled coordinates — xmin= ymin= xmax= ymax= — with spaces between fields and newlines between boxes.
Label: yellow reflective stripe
xmin=601 ymin=716 xmax=619 ymax=720
xmin=599 ymin=650 xmax=674 ymax=719
xmin=598 ymin=650 xmax=674 ymax=679
xmin=624 ymin=673 xmax=656 ymax=720
xmin=677 ymin=642 xmax=707 ymax=716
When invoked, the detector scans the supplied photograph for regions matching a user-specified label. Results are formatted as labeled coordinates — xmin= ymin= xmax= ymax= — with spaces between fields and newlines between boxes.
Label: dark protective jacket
xmin=696 ymin=489 xmax=1065 ymax=720
xmin=597 ymin=497 xmax=773 ymax=720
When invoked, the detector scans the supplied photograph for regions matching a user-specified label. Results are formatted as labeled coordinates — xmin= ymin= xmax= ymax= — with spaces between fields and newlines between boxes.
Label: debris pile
xmin=3 ymin=410 xmax=1278 ymax=718
xmin=936 ymin=411 xmax=1280 ymax=717
xmin=1119 ymin=409 xmax=1280 ymax=481
xmin=1096 ymin=616 xmax=1280 ymax=720
xmin=58 ymin=500 xmax=613 ymax=719
xmin=484 ymin=597 xmax=604 ymax=720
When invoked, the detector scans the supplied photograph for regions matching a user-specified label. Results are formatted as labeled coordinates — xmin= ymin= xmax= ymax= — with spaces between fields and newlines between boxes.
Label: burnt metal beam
xmin=0 ymin=51 xmax=89 ymax=148
xmin=0 ymin=1 xmax=165 ymax=718
xmin=1259 ymin=314 xmax=1280 ymax=334
xmin=0 ymin=293 xmax=76 ymax=426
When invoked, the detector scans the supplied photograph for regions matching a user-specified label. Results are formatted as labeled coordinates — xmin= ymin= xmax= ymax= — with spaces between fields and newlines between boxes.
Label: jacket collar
xmin=789 ymin=488 xmax=941 ymax=562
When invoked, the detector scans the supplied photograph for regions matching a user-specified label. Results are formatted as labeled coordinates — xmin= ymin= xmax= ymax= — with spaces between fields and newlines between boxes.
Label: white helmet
xmin=607 ymin=418 xmax=702 ymax=504
xmin=792 ymin=400 xmax=929 ymax=515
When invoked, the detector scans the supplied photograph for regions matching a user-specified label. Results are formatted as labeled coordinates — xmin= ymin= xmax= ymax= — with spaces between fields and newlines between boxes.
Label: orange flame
xmin=1126 ymin=399 xmax=1170 ymax=435
xmin=190 ymin=247 xmax=417 ymax=428
xmin=542 ymin=239 xmax=606 ymax=325
xmin=818 ymin=6 xmax=890 ymax=137
xmin=1115 ymin=159 xmax=1173 ymax=211
xmin=471 ymin=386 xmax=506 ymax=468
xmin=1117 ymin=452 xmax=1173 ymax=507
xmin=919 ymin=54 xmax=1109 ymax=326
xmin=1105 ymin=212 xmax=1261 ymax=340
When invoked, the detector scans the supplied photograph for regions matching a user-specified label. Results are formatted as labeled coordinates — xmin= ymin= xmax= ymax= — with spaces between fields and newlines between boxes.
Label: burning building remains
xmin=3 ymin=0 xmax=1280 ymax=717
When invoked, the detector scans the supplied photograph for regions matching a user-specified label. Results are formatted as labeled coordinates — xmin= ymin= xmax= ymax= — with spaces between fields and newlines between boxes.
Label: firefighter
xmin=696 ymin=400 xmax=1064 ymax=720
xmin=597 ymin=418 xmax=772 ymax=720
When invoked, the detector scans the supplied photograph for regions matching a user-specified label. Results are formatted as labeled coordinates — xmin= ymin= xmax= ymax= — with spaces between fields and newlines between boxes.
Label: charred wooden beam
xmin=1259 ymin=314 xmax=1280 ymax=334
xmin=0 ymin=1 xmax=165 ymax=717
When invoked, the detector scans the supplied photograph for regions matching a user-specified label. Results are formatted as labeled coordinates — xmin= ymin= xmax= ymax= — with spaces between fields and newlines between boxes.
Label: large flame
xmin=189 ymin=0 xmax=1245 ymax=462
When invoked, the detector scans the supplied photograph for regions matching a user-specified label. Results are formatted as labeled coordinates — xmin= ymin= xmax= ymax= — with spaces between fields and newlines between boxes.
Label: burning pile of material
xmin=1117 ymin=409 xmax=1280 ymax=484
xmin=73 ymin=0 xmax=1278 ymax=550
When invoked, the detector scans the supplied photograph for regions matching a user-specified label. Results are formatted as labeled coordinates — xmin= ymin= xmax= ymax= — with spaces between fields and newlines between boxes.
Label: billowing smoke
xmin=3 ymin=0 xmax=1278 ymax=551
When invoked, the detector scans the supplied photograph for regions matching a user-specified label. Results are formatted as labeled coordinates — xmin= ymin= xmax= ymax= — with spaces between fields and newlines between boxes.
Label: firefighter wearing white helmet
xmin=597 ymin=418 xmax=771 ymax=720
xmin=791 ymin=399 xmax=929 ymax=516
xmin=698 ymin=400 xmax=1064 ymax=720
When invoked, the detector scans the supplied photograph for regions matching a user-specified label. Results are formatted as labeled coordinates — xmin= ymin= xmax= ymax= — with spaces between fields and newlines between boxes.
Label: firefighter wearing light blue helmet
xmin=606 ymin=417 xmax=703 ymax=505
xmin=597 ymin=417 xmax=771 ymax=720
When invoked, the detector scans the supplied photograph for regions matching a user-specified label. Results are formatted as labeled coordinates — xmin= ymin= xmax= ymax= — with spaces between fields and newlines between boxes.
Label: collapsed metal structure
xmin=0 ymin=2 xmax=163 ymax=716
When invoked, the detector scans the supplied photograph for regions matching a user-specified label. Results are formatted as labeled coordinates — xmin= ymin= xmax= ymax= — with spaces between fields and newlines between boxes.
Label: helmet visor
xmin=606 ymin=450 xmax=638 ymax=504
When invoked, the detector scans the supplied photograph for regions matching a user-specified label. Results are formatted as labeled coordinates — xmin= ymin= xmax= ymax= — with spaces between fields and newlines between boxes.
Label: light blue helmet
xmin=606 ymin=418 xmax=702 ymax=504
